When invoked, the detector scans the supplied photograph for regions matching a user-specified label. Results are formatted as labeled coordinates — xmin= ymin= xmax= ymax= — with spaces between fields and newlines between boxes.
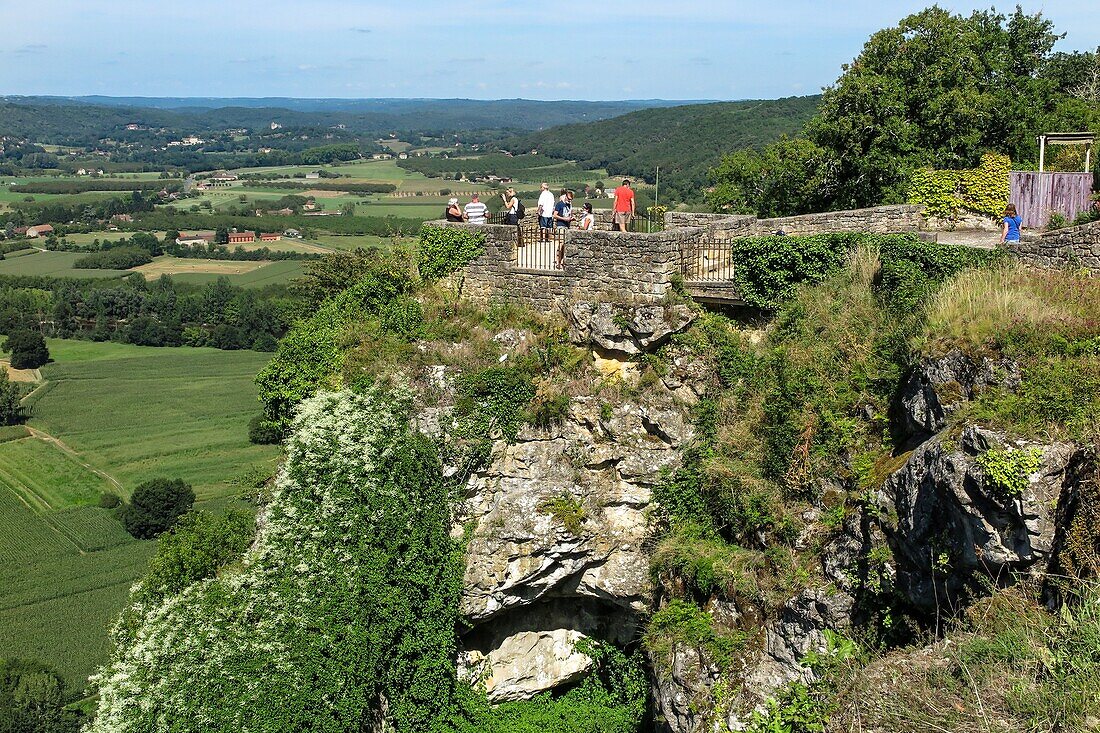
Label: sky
xmin=2 ymin=0 xmax=1099 ymax=101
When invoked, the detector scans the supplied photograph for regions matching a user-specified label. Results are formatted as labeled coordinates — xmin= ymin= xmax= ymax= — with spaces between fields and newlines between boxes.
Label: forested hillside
xmin=499 ymin=96 xmax=820 ymax=201
xmin=0 ymin=97 xmax=695 ymax=146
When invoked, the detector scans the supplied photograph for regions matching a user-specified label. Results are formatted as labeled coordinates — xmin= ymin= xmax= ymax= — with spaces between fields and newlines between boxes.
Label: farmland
xmin=0 ymin=339 xmax=280 ymax=691
xmin=28 ymin=339 xmax=281 ymax=500
xmin=163 ymin=258 xmax=305 ymax=286
xmin=0 ymin=250 xmax=130 ymax=278
xmin=133 ymin=256 xmax=269 ymax=278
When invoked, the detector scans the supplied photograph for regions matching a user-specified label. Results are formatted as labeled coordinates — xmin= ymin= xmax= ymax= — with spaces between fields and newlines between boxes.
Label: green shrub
xmin=976 ymin=447 xmax=1043 ymax=498
xmin=539 ymin=493 xmax=586 ymax=535
xmin=122 ymin=478 xmax=195 ymax=539
xmin=645 ymin=599 xmax=748 ymax=672
xmin=380 ymin=296 xmax=424 ymax=339
xmin=97 ymin=491 xmax=121 ymax=509
xmin=0 ymin=372 xmax=23 ymax=426
xmin=722 ymin=233 xmax=852 ymax=310
xmin=526 ymin=391 xmax=570 ymax=428
xmin=417 ymin=225 xmax=485 ymax=281
xmin=0 ymin=658 xmax=83 ymax=732
xmin=907 ymin=152 xmax=1011 ymax=219
xmin=455 ymin=366 xmax=536 ymax=443
xmin=971 ymin=355 xmax=1100 ymax=441
xmin=138 ymin=509 xmax=254 ymax=602
xmin=247 ymin=413 xmax=283 ymax=444
xmin=1047 ymin=211 xmax=1068 ymax=230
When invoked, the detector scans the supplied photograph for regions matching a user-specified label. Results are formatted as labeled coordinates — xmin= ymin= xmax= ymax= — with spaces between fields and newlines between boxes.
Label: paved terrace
xmin=431 ymin=206 xmax=1100 ymax=309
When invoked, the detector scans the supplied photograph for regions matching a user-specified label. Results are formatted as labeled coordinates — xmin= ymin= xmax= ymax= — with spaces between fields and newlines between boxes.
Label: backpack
xmin=515 ymin=199 xmax=526 ymax=219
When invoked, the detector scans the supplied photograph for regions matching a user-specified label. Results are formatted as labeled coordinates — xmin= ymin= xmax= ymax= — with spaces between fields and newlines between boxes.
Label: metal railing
xmin=516 ymin=220 xmax=566 ymax=271
xmin=485 ymin=212 xmax=566 ymax=271
xmin=681 ymin=238 xmax=735 ymax=281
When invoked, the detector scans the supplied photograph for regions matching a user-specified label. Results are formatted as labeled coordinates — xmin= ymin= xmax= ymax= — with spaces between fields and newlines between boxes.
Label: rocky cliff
xmin=433 ymin=308 xmax=1096 ymax=733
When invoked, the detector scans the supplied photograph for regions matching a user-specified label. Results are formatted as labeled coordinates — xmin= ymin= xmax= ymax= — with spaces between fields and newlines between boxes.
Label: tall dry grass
xmin=922 ymin=264 xmax=1100 ymax=352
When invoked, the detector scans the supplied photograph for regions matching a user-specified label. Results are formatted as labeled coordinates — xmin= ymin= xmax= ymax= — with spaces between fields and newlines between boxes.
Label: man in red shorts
xmin=612 ymin=179 xmax=635 ymax=232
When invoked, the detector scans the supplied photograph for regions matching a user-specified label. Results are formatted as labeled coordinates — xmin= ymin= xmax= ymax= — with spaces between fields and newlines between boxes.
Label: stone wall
xmin=666 ymin=205 xmax=924 ymax=237
xmin=1004 ymin=220 xmax=1100 ymax=269
xmin=753 ymin=205 xmax=925 ymax=236
xmin=444 ymin=220 xmax=701 ymax=309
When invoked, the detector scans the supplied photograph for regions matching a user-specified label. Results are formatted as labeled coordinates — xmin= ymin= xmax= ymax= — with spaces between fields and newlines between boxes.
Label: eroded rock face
xmin=455 ymin=392 xmax=692 ymax=701
xmin=882 ymin=425 xmax=1082 ymax=610
xmin=459 ymin=629 xmax=593 ymax=703
xmin=899 ymin=350 xmax=1020 ymax=440
xmin=458 ymin=396 xmax=690 ymax=621
xmin=648 ymin=586 xmax=856 ymax=733
xmin=650 ymin=645 xmax=719 ymax=733
xmin=566 ymin=302 xmax=696 ymax=356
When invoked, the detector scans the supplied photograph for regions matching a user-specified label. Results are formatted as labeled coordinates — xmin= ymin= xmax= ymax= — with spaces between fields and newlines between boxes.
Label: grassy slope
xmin=0 ymin=339 xmax=280 ymax=692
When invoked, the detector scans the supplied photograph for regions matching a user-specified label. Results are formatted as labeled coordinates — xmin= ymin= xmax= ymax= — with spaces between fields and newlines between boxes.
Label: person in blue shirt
xmin=1001 ymin=203 xmax=1022 ymax=244
xmin=553 ymin=190 xmax=573 ymax=229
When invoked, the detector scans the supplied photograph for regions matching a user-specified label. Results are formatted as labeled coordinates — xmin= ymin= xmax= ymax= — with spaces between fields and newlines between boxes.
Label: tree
xmin=0 ymin=372 xmax=23 ymax=426
xmin=807 ymin=6 xmax=1076 ymax=208
xmin=3 ymin=330 xmax=49 ymax=369
xmin=123 ymin=478 xmax=195 ymax=539
xmin=214 ymin=226 xmax=228 ymax=245
xmin=0 ymin=658 xmax=83 ymax=733
xmin=710 ymin=7 xmax=1097 ymax=214
xmin=707 ymin=137 xmax=838 ymax=218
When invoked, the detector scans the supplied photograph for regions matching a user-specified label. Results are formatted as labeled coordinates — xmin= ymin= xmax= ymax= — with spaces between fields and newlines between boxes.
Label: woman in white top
xmin=579 ymin=202 xmax=595 ymax=230
xmin=501 ymin=188 xmax=519 ymax=225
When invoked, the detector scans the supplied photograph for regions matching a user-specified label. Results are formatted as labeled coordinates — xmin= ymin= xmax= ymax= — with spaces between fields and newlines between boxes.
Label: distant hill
xmin=0 ymin=97 xmax=708 ymax=142
xmin=499 ymin=96 xmax=821 ymax=201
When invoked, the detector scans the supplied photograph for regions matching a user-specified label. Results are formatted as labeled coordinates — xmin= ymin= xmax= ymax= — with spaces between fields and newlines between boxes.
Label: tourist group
xmin=445 ymin=180 xmax=637 ymax=234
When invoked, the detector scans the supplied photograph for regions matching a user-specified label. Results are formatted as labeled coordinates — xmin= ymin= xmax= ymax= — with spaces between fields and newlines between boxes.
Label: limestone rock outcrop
xmin=881 ymin=425 xmax=1084 ymax=610
xmin=454 ymin=392 xmax=692 ymax=701
xmin=898 ymin=349 xmax=1020 ymax=439
xmin=565 ymin=302 xmax=696 ymax=356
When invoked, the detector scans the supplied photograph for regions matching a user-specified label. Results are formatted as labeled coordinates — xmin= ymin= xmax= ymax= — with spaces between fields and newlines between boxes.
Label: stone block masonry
xmin=1004 ymin=220 xmax=1100 ymax=269
xmin=667 ymin=205 xmax=925 ymax=237
xmin=440 ymin=221 xmax=702 ymax=309
xmin=437 ymin=205 xmax=929 ymax=310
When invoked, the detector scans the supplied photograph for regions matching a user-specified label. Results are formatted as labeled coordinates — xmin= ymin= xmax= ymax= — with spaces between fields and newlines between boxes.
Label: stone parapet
xmin=441 ymin=220 xmax=700 ymax=309
xmin=666 ymin=205 xmax=924 ymax=237
xmin=1004 ymin=220 xmax=1100 ymax=269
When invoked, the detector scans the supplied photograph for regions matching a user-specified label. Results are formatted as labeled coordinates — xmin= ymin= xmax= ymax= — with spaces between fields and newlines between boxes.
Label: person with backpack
xmin=501 ymin=188 xmax=522 ymax=225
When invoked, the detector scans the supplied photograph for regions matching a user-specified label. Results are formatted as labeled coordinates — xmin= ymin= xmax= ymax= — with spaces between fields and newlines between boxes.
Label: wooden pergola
xmin=1037 ymin=132 xmax=1094 ymax=172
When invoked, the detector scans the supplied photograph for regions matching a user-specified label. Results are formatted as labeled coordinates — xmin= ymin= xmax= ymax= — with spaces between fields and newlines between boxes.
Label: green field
xmin=162 ymin=258 xmax=305 ymax=287
xmin=28 ymin=339 xmax=281 ymax=500
xmin=0 ymin=250 xmax=130 ymax=279
xmin=0 ymin=339 xmax=280 ymax=692
xmin=0 ymin=437 xmax=115 ymax=512
xmin=0 ymin=435 xmax=153 ymax=691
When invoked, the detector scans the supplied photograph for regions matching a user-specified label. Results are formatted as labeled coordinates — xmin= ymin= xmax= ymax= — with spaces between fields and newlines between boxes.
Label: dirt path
xmin=26 ymin=426 xmax=125 ymax=494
